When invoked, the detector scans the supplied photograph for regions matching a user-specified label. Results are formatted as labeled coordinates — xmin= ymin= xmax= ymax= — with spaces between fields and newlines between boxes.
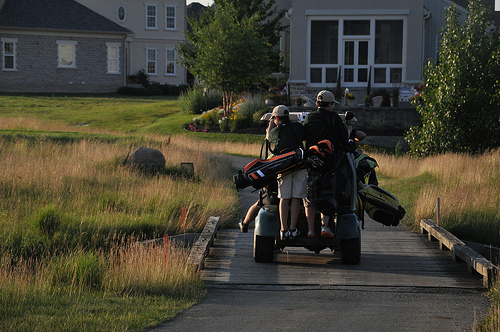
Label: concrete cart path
xmin=149 ymin=155 xmax=490 ymax=332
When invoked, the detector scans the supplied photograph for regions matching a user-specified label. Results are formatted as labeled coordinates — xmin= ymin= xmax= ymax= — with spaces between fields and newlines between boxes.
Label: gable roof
xmin=0 ymin=0 xmax=130 ymax=34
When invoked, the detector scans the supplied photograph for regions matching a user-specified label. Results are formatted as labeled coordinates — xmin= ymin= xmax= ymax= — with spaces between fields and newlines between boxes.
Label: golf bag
xmin=233 ymin=140 xmax=332 ymax=191
xmin=359 ymin=185 xmax=406 ymax=226
xmin=355 ymin=152 xmax=378 ymax=186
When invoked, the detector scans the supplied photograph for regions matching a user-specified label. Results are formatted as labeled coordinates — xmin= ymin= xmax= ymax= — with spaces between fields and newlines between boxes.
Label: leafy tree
xmin=406 ymin=0 xmax=500 ymax=156
xmin=213 ymin=0 xmax=286 ymax=73
xmin=177 ymin=3 xmax=270 ymax=116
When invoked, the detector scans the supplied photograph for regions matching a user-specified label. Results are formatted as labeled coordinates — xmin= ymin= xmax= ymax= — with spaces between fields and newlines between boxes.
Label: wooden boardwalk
xmin=203 ymin=155 xmax=486 ymax=289
xmin=202 ymin=216 xmax=484 ymax=289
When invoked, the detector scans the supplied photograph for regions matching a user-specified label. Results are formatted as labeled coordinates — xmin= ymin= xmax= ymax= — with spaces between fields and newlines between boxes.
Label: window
xmin=146 ymin=5 xmax=157 ymax=29
xmin=117 ymin=6 xmax=126 ymax=21
xmin=309 ymin=17 xmax=404 ymax=86
xmin=2 ymin=38 xmax=16 ymax=70
xmin=57 ymin=41 xmax=77 ymax=68
xmin=146 ymin=48 xmax=157 ymax=75
xmin=165 ymin=6 xmax=176 ymax=30
xmin=107 ymin=43 xmax=120 ymax=74
xmin=344 ymin=20 xmax=370 ymax=36
xmin=165 ymin=48 xmax=175 ymax=75
xmin=375 ymin=20 xmax=403 ymax=84
xmin=310 ymin=20 xmax=338 ymax=65
xmin=375 ymin=20 xmax=403 ymax=64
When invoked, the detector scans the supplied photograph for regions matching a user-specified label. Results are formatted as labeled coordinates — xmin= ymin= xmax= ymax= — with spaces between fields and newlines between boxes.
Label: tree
xmin=213 ymin=0 xmax=286 ymax=73
xmin=177 ymin=3 xmax=271 ymax=116
xmin=406 ymin=0 xmax=500 ymax=156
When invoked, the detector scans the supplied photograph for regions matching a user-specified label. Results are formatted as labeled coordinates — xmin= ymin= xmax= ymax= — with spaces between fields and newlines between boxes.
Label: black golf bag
xmin=359 ymin=185 xmax=406 ymax=226
xmin=233 ymin=140 xmax=332 ymax=191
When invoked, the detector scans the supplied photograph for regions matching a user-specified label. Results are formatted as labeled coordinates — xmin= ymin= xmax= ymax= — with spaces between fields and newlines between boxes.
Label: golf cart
xmin=251 ymin=149 xmax=362 ymax=265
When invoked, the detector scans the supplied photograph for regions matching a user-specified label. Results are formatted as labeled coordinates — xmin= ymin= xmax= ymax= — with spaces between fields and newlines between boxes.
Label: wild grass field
xmin=0 ymin=95 xmax=261 ymax=331
xmin=1 ymin=94 xmax=498 ymax=331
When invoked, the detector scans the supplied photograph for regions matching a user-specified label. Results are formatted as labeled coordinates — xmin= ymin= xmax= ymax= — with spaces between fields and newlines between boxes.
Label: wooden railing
xmin=187 ymin=216 xmax=220 ymax=271
xmin=420 ymin=219 xmax=498 ymax=288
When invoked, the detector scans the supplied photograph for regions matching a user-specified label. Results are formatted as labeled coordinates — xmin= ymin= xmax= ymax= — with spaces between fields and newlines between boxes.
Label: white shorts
xmin=277 ymin=169 xmax=307 ymax=199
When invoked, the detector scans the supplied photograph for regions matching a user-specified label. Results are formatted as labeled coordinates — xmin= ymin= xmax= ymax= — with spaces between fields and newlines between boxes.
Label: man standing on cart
xmin=303 ymin=90 xmax=349 ymax=237
xmin=267 ymin=105 xmax=307 ymax=240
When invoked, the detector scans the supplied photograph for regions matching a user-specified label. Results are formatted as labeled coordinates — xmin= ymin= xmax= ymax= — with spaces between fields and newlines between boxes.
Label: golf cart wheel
xmin=340 ymin=237 xmax=361 ymax=265
xmin=254 ymin=235 xmax=275 ymax=263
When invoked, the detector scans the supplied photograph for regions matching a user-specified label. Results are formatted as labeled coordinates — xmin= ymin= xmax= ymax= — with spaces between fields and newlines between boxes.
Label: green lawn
xmin=0 ymin=94 xmax=263 ymax=144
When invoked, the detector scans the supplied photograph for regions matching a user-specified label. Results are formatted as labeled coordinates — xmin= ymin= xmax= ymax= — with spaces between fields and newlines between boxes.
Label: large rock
xmin=127 ymin=147 xmax=165 ymax=172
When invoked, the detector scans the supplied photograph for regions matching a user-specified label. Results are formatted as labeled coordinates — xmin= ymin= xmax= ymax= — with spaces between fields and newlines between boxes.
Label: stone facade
xmin=342 ymin=106 xmax=421 ymax=136
xmin=0 ymin=34 xmax=126 ymax=93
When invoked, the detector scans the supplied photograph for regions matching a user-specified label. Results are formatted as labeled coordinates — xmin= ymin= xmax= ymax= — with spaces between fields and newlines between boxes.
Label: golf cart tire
xmin=254 ymin=235 xmax=275 ymax=263
xmin=340 ymin=237 xmax=361 ymax=265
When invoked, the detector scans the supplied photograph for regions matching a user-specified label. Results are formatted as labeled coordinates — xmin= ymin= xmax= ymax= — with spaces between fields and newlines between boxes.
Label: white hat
xmin=271 ymin=105 xmax=289 ymax=117
xmin=317 ymin=90 xmax=335 ymax=102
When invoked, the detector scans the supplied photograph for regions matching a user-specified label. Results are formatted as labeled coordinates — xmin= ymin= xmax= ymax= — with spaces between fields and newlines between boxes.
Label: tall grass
xmin=0 ymin=126 xmax=242 ymax=330
xmin=371 ymin=149 xmax=500 ymax=246
xmin=0 ymin=241 xmax=203 ymax=331
xmin=0 ymin=135 xmax=240 ymax=255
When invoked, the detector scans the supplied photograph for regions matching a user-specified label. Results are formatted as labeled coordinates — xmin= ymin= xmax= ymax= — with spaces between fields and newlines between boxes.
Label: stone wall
xmin=341 ymin=106 xmax=421 ymax=136
xmin=268 ymin=105 xmax=421 ymax=148
xmin=0 ymin=34 xmax=125 ymax=93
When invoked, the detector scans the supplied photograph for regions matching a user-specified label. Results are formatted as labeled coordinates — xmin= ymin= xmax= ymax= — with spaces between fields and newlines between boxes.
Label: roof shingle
xmin=0 ymin=0 xmax=130 ymax=34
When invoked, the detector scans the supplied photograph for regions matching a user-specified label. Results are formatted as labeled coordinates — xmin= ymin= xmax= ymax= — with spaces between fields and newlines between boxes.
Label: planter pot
xmin=372 ymin=96 xmax=383 ymax=107
xmin=346 ymin=99 xmax=354 ymax=107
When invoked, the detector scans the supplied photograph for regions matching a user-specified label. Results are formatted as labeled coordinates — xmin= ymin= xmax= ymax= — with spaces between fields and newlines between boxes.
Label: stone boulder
xmin=127 ymin=147 xmax=165 ymax=172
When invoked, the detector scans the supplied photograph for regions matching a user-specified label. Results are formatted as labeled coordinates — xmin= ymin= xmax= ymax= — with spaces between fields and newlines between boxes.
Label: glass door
xmin=343 ymin=40 xmax=369 ymax=86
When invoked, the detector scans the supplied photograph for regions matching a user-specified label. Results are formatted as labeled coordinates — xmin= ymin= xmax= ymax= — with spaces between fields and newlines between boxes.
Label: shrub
xmin=219 ymin=117 xmax=229 ymax=132
xmin=199 ymin=108 xmax=221 ymax=129
xmin=229 ymin=112 xmax=248 ymax=132
xmin=117 ymin=86 xmax=153 ymax=96
xmin=237 ymin=94 xmax=267 ymax=127
xmin=178 ymin=87 xmax=223 ymax=114
xmin=136 ymin=69 xmax=150 ymax=88
xmin=266 ymin=94 xmax=287 ymax=105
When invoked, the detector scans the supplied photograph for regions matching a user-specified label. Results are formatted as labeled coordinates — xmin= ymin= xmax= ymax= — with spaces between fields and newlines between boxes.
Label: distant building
xmin=76 ymin=0 xmax=188 ymax=87
xmin=0 ymin=0 xmax=131 ymax=93
xmin=272 ymin=0 xmax=498 ymax=100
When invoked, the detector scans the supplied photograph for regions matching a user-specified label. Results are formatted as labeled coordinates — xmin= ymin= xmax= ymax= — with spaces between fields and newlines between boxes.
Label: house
xmin=277 ymin=0 xmax=478 ymax=100
xmin=76 ymin=0 xmax=187 ymax=87
xmin=0 ymin=0 xmax=131 ymax=93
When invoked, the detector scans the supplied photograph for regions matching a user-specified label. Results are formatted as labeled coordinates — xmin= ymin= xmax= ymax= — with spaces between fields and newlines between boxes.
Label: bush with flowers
xmin=229 ymin=111 xmax=248 ymax=132
xmin=219 ymin=116 xmax=230 ymax=132
xmin=199 ymin=107 xmax=223 ymax=130
xmin=191 ymin=94 xmax=267 ymax=132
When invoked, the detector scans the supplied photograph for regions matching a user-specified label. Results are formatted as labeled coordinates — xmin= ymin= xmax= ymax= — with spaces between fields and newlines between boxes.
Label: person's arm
xmin=266 ymin=119 xmax=277 ymax=140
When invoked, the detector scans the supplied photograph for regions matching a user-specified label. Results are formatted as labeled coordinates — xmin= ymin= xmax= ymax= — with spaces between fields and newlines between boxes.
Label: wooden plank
xmin=202 ymin=218 xmax=485 ymax=289
xmin=187 ymin=216 xmax=220 ymax=271
xmin=420 ymin=219 xmax=498 ymax=288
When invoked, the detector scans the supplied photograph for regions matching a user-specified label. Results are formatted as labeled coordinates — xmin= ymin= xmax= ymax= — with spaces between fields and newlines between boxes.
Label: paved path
xmin=150 ymin=156 xmax=490 ymax=332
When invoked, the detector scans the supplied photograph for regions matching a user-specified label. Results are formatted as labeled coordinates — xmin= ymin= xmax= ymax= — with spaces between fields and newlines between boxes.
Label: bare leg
xmin=279 ymin=198 xmax=290 ymax=231
xmin=243 ymin=202 xmax=260 ymax=226
xmin=305 ymin=205 xmax=316 ymax=232
xmin=321 ymin=214 xmax=331 ymax=227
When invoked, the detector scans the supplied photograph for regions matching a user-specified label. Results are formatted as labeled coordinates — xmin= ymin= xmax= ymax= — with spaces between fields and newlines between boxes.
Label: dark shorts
xmin=304 ymin=169 xmax=324 ymax=207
